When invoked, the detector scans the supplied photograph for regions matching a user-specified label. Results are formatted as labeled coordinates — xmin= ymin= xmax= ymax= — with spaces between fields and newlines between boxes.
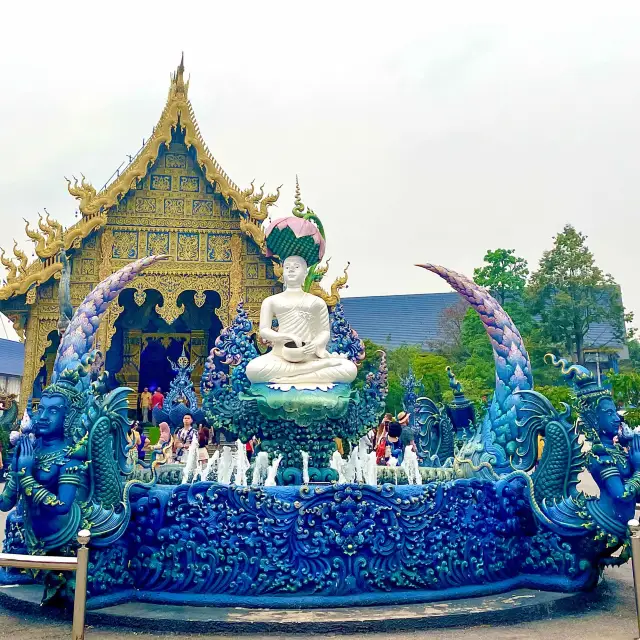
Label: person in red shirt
xmin=151 ymin=387 xmax=164 ymax=425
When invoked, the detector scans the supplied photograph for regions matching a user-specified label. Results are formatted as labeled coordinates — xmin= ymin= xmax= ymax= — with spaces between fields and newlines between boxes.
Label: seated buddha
xmin=246 ymin=255 xmax=357 ymax=389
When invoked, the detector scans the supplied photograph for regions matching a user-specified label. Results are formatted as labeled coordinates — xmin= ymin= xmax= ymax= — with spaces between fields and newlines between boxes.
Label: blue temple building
xmin=341 ymin=293 xmax=628 ymax=373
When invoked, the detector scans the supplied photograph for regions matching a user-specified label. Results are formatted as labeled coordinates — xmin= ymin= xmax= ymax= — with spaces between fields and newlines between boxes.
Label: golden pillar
xmin=121 ymin=329 xmax=142 ymax=411
xmin=190 ymin=329 xmax=207 ymax=403
xmin=19 ymin=316 xmax=57 ymax=413
xmin=229 ymin=235 xmax=244 ymax=325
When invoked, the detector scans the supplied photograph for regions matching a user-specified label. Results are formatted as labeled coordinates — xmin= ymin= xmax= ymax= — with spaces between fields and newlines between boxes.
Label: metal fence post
xmin=628 ymin=519 xmax=640 ymax=640
xmin=71 ymin=529 xmax=91 ymax=640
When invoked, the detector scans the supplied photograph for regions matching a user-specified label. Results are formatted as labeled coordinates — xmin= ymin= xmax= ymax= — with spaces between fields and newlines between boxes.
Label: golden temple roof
xmin=0 ymin=55 xmax=280 ymax=301
xmin=66 ymin=54 xmax=280 ymax=222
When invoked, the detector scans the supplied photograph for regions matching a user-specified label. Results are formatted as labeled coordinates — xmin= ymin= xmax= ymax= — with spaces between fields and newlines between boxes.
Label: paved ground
xmin=0 ymin=474 xmax=638 ymax=639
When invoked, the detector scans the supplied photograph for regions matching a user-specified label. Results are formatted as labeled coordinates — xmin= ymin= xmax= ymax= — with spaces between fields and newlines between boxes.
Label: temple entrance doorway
xmin=104 ymin=288 xmax=224 ymax=406
xmin=139 ymin=334 xmax=189 ymax=393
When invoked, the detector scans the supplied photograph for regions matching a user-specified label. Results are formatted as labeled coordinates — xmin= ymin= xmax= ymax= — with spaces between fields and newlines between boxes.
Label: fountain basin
xmin=85 ymin=477 xmax=602 ymax=609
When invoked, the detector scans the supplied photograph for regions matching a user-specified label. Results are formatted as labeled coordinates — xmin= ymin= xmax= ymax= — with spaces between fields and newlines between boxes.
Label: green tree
xmin=413 ymin=353 xmax=451 ymax=402
xmin=458 ymin=308 xmax=494 ymax=388
xmin=529 ymin=225 xmax=630 ymax=365
xmin=607 ymin=370 xmax=640 ymax=407
xmin=474 ymin=248 xmax=529 ymax=306
xmin=626 ymin=338 xmax=640 ymax=371
xmin=385 ymin=373 xmax=405 ymax=415
xmin=533 ymin=384 xmax=574 ymax=411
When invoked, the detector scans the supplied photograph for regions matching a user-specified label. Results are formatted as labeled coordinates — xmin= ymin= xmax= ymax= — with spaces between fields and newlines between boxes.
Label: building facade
xmin=0 ymin=338 xmax=24 ymax=400
xmin=0 ymin=58 xmax=285 ymax=411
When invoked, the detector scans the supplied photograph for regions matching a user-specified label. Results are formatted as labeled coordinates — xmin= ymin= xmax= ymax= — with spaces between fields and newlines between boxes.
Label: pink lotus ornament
xmin=265 ymin=177 xmax=327 ymax=264
xmin=264 ymin=215 xmax=326 ymax=266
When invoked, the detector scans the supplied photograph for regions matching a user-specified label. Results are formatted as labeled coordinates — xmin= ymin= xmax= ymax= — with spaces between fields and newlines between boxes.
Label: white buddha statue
xmin=246 ymin=255 xmax=358 ymax=389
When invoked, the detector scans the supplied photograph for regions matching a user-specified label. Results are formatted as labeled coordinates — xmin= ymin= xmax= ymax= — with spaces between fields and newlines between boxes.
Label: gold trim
xmin=0 ymin=56 xmax=278 ymax=301
xmin=24 ymin=212 xmax=65 ymax=259
xmin=0 ymin=261 xmax=62 ymax=301
xmin=307 ymin=261 xmax=351 ymax=308
xmin=66 ymin=56 xmax=279 ymax=223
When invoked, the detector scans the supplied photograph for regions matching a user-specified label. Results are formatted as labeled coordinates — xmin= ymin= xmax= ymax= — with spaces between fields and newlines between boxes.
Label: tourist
xmin=400 ymin=424 xmax=415 ymax=456
xmin=136 ymin=422 xmax=149 ymax=462
xmin=376 ymin=422 xmax=403 ymax=465
xmin=174 ymin=413 xmax=196 ymax=463
xmin=397 ymin=411 xmax=411 ymax=428
xmin=375 ymin=413 xmax=393 ymax=447
xmin=140 ymin=387 xmax=152 ymax=423
xmin=151 ymin=421 xmax=173 ymax=463
xmin=197 ymin=423 xmax=210 ymax=469
xmin=151 ymin=387 xmax=164 ymax=425
xmin=245 ymin=436 xmax=256 ymax=462
xmin=129 ymin=420 xmax=141 ymax=450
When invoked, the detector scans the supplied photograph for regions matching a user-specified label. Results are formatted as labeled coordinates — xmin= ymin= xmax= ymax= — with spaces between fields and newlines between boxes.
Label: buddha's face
xmin=34 ymin=394 xmax=67 ymax=439
xmin=595 ymin=397 xmax=621 ymax=437
xmin=283 ymin=256 xmax=308 ymax=288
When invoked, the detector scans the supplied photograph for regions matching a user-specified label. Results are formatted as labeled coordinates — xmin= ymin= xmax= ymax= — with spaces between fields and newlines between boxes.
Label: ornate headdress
xmin=42 ymin=350 xmax=99 ymax=442
xmin=264 ymin=177 xmax=326 ymax=266
xmin=545 ymin=354 xmax=613 ymax=442
xmin=545 ymin=354 xmax=611 ymax=402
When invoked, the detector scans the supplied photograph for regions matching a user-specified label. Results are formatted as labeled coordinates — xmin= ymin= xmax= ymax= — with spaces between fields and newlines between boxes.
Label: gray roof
xmin=341 ymin=293 xmax=626 ymax=353
xmin=0 ymin=338 xmax=25 ymax=377
xmin=341 ymin=293 xmax=461 ymax=350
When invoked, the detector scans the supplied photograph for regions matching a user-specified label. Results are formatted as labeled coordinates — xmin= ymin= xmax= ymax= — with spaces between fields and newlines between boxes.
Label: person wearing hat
xmin=397 ymin=411 xmax=411 ymax=427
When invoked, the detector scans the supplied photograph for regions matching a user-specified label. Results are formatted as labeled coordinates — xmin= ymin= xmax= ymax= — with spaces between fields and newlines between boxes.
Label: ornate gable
xmin=0 ymin=55 xmax=279 ymax=302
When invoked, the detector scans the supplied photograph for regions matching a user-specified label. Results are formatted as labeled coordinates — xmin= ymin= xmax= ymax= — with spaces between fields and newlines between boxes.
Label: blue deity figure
xmin=0 ymin=255 xmax=166 ymax=602
xmin=576 ymin=368 xmax=640 ymax=539
xmin=515 ymin=355 xmax=639 ymax=562
xmin=0 ymin=383 xmax=89 ymax=553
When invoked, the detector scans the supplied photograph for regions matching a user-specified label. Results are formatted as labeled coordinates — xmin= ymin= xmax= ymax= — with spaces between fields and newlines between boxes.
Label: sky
xmin=1 ymin=0 xmax=640 ymax=341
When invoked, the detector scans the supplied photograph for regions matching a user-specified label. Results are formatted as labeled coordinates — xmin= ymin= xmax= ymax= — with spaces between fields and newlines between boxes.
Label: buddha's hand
xmin=302 ymin=343 xmax=317 ymax=356
xmin=630 ymin=434 xmax=640 ymax=472
xmin=17 ymin=436 xmax=34 ymax=474
xmin=276 ymin=333 xmax=303 ymax=347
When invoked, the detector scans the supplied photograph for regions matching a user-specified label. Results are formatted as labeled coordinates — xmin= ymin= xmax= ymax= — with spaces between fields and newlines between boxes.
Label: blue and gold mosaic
xmin=207 ymin=233 xmax=232 ymax=262
xmin=147 ymin=231 xmax=169 ymax=256
xmin=164 ymin=199 xmax=185 ymax=215
xmin=192 ymin=200 xmax=213 ymax=215
xmin=150 ymin=175 xmax=172 ymax=191
xmin=177 ymin=232 xmax=199 ymax=261
xmin=179 ymin=176 xmax=199 ymax=192
xmin=165 ymin=153 xmax=186 ymax=169
xmin=112 ymin=231 xmax=138 ymax=259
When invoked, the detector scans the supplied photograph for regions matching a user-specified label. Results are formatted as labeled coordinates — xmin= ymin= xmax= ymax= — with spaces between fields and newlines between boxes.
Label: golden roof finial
xmin=292 ymin=175 xmax=305 ymax=217
xmin=170 ymin=52 xmax=189 ymax=98
xmin=0 ymin=248 xmax=18 ymax=283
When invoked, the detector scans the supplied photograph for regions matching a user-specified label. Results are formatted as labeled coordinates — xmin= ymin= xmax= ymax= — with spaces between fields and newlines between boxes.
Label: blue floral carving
xmin=328 ymin=303 xmax=365 ymax=364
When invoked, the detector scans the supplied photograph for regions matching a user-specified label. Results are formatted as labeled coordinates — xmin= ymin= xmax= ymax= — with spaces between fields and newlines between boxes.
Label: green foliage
xmin=387 ymin=345 xmax=424 ymax=380
xmin=473 ymin=248 xmax=529 ymax=306
xmin=0 ymin=426 xmax=9 ymax=464
xmin=533 ymin=385 xmax=574 ymax=411
xmin=607 ymin=370 xmax=640 ymax=407
xmin=385 ymin=373 xmax=405 ymax=415
xmin=458 ymin=308 xmax=494 ymax=388
xmin=355 ymin=338 xmax=385 ymax=390
xmin=623 ymin=408 xmax=640 ymax=427
xmin=529 ymin=225 xmax=629 ymax=364
xmin=627 ymin=339 xmax=640 ymax=370
xmin=413 ymin=353 xmax=451 ymax=402
xmin=353 ymin=226 xmax=636 ymax=418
